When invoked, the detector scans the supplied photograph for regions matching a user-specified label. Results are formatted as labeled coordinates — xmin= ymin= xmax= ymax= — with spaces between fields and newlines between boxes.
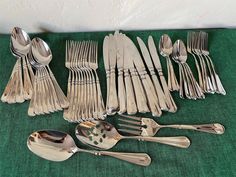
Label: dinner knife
xmin=123 ymin=35 xmax=137 ymax=115
xmin=137 ymin=37 xmax=168 ymax=111
xmin=123 ymin=35 xmax=149 ymax=113
xmin=148 ymin=36 xmax=177 ymax=112
xmin=115 ymin=31 xmax=126 ymax=114
xmin=126 ymin=37 xmax=162 ymax=117
xmin=103 ymin=36 xmax=110 ymax=113
xmin=107 ymin=34 xmax=119 ymax=115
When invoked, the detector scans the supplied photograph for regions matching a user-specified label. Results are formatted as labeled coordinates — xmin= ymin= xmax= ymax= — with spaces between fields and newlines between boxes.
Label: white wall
xmin=0 ymin=0 xmax=235 ymax=33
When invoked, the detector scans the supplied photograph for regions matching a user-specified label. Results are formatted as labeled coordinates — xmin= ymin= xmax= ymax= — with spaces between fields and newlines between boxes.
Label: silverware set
xmin=64 ymin=40 xmax=106 ymax=122
xmin=28 ymin=38 xmax=69 ymax=116
xmin=1 ymin=27 xmax=34 ymax=103
xmin=20 ymin=30 xmax=226 ymax=167
xmin=187 ymin=31 xmax=226 ymax=95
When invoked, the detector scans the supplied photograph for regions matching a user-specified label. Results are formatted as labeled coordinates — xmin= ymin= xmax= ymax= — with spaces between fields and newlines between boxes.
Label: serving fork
xmin=118 ymin=115 xmax=225 ymax=136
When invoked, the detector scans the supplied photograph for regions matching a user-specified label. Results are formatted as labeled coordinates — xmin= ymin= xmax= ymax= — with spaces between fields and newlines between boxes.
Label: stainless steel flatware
xmin=76 ymin=121 xmax=190 ymax=149
xmin=159 ymin=34 xmax=179 ymax=91
xmin=148 ymin=36 xmax=177 ymax=112
xmin=1 ymin=27 xmax=34 ymax=103
xmin=27 ymin=130 xmax=151 ymax=166
xmin=28 ymin=38 xmax=68 ymax=116
xmin=119 ymin=115 xmax=225 ymax=136
xmin=172 ymin=40 xmax=205 ymax=99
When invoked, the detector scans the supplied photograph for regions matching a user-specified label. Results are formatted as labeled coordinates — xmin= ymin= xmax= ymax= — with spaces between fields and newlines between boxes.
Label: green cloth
xmin=0 ymin=29 xmax=235 ymax=177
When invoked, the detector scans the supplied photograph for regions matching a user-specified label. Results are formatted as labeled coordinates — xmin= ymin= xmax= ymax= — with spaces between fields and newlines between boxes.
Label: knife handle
xmin=105 ymin=70 xmax=110 ymax=114
xmin=150 ymin=69 xmax=168 ymax=111
xmin=124 ymin=69 xmax=137 ymax=115
xmin=130 ymin=68 xmax=149 ymax=113
xmin=107 ymin=67 xmax=118 ymax=115
xmin=158 ymin=69 xmax=177 ymax=112
xmin=118 ymin=69 xmax=127 ymax=114
xmin=141 ymin=74 xmax=162 ymax=117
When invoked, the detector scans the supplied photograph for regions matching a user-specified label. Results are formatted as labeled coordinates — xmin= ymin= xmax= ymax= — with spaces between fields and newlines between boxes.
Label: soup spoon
xmin=75 ymin=121 xmax=191 ymax=149
xmin=27 ymin=130 xmax=151 ymax=166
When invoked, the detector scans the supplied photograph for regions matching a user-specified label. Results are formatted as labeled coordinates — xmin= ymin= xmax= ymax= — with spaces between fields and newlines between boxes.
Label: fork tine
xmin=118 ymin=129 xmax=141 ymax=135
xmin=119 ymin=114 xmax=142 ymax=121
xmin=118 ymin=123 xmax=142 ymax=130
xmin=118 ymin=118 xmax=141 ymax=125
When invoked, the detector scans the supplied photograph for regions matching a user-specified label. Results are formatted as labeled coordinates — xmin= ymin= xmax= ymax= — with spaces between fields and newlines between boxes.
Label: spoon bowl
xmin=31 ymin=38 xmax=52 ymax=66
xmin=75 ymin=121 xmax=120 ymax=150
xmin=159 ymin=34 xmax=173 ymax=57
xmin=11 ymin=27 xmax=31 ymax=57
xmin=172 ymin=40 xmax=188 ymax=63
xmin=27 ymin=130 xmax=78 ymax=161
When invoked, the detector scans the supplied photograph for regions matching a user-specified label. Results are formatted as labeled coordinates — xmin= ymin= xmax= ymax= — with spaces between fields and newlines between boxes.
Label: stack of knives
xmin=103 ymin=31 xmax=177 ymax=117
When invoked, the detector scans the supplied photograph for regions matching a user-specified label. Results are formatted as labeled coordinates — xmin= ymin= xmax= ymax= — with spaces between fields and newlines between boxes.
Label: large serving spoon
xmin=27 ymin=130 xmax=151 ymax=166
xmin=75 ymin=121 xmax=191 ymax=149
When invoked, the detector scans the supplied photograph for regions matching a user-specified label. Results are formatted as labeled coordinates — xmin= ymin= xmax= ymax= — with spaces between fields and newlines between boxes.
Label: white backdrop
xmin=0 ymin=0 xmax=235 ymax=33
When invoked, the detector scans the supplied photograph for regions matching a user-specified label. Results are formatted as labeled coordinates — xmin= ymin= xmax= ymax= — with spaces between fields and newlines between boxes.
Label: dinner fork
xmin=118 ymin=115 xmax=225 ymax=136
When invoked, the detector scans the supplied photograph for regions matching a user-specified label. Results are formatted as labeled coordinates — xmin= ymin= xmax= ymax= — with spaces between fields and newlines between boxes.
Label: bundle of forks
xmin=64 ymin=40 xmax=106 ymax=122
xmin=187 ymin=31 xmax=226 ymax=95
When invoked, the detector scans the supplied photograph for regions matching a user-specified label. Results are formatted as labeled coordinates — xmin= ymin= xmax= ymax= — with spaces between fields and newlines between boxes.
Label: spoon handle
xmin=123 ymin=136 xmax=190 ymax=148
xmin=163 ymin=123 xmax=225 ymax=134
xmin=79 ymin=149 xmax=151 ymax=166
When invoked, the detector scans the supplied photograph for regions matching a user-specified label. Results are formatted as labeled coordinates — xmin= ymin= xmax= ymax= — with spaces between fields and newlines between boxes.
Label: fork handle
xmin=123 ymin=136 xmax=190 ymax=148
xmin=163 ymin=123 xmax=225 ymax=134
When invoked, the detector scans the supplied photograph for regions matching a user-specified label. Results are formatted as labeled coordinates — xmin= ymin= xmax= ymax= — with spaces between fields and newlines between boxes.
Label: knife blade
xmin=148 ymin=36 xmax=177 ymax=112
xmin=137 ymin=37 xmax=167 ymax=111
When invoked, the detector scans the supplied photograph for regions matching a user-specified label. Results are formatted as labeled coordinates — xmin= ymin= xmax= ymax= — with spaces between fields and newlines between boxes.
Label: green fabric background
xmin=0 ymin=29 xmax=235 ymax=177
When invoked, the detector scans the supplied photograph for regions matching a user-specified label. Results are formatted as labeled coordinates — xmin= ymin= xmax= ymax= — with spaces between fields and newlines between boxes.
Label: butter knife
xmin=148 ymin=36 xmax=177 ymax=112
